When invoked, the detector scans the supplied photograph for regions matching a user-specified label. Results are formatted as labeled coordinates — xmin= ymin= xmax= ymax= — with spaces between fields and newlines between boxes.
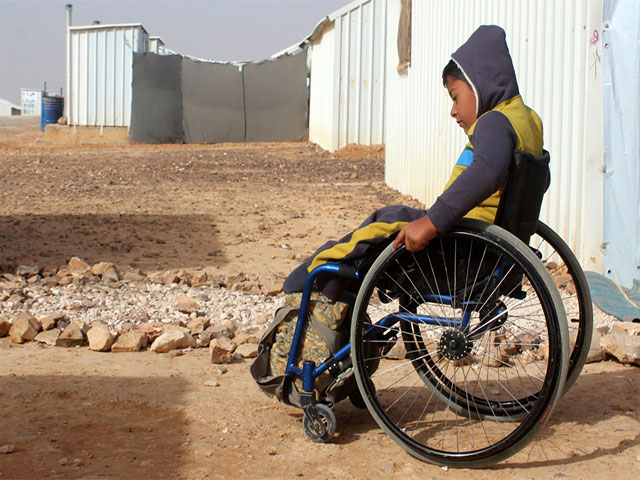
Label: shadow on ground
xmin=0 ymin=374 xmax=190 ymax=479
xmin=0 ymin=213 xmax=225 ymax=273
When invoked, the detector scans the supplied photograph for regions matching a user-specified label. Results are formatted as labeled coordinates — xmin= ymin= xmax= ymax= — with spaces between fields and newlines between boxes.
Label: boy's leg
xmin=284 ymin=205 xmax=427 ymax=300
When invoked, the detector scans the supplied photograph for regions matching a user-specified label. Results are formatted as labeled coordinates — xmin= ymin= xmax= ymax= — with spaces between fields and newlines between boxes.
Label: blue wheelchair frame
xmin=284 ymin=254 xmax=510 ymax=395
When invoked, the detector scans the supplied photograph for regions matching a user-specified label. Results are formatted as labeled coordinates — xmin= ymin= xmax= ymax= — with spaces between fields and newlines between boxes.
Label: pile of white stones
xmin=0 ymin=257 xmax=284 ymax=363
xmin=1 ymin=256 xmax=639 ymax=366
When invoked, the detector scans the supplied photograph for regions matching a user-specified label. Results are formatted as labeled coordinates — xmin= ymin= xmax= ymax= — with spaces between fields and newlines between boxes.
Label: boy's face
xmin=446 ymin=76 xmax=477 ymax=133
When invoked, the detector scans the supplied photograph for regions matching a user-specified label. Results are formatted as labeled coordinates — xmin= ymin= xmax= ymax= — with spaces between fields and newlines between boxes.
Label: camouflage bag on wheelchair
xmin=250 ymin=292 xmax=356 ymax=408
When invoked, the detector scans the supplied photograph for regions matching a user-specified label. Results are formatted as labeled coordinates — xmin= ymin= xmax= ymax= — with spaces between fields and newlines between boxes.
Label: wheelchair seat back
xmin=494 ymin=150 xmax=550 ymax=245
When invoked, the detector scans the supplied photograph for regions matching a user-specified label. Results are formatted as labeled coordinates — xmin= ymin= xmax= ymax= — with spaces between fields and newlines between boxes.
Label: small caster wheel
xmin=348 ymin=389 xmax=367 ymax=410
xmin=302 ymin=403 xmax=336 ymax=443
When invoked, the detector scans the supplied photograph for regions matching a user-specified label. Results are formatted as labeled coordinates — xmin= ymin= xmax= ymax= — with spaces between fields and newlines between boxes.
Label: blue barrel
xmin=41 ymin=95 xmax=64 ymax=132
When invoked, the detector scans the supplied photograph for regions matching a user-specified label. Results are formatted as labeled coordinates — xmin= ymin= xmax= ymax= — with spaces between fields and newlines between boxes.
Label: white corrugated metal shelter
xmin=308 ymin=0 xmax=387 ymax=152
xmin=149 ymin=37 xmax=168 ymax=55
xmin=384 ymin=0 xmax=605 ymax=273
xmin=0 ymin=98 xmax=21 ymax=116
xmin=68 ymin=24 xmax=150 ymax=127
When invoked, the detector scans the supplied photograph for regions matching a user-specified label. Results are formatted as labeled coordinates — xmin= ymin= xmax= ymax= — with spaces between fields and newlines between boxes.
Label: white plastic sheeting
xmin=602 ymin=0 xmax=640 ymax=288
xmin=384 ymin=0 xmax=605 ymax=272
xmin=308 ymin=0 xmax=387 ymax=152
xmin=68 ymin=24 xmax=149 ymax=127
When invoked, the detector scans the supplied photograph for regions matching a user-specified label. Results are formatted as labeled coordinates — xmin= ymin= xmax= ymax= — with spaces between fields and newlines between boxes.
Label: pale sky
xmin=0 ymin=0 xmax=349 ymax=105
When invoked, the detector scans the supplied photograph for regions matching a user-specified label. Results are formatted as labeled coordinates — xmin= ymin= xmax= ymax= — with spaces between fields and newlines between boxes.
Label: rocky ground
xmin=0 ymin=117 xmax=639 ymax=479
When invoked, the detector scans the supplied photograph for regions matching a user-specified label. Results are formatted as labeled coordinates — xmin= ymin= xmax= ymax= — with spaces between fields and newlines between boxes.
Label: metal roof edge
xmin=69 ymin=23 xmax=148 ymax=33
xmin=271 ymin=43 xmax=308 ymax=59
xmin=0 ymin=98 xmax=21 ymax=109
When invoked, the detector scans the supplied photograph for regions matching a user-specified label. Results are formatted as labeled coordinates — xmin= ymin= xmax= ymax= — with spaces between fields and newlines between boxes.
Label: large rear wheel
xmin=351 ymin=220 xmax=569 ymax=468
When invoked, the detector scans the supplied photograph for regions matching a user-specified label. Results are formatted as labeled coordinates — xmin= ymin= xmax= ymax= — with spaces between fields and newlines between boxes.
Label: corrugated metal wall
xmin=309 ymin=0 xmax=387 ymax=152
xmin=69 ymin=25 xmax=149 ymax=127
xmin=309 ymin=23 xmax=338 ymax=150
xmin=385 ymin=0 xmax=605 ymax=271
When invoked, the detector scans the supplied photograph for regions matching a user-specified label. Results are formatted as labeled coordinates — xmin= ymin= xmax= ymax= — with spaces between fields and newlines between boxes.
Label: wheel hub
xmin=440 ymin=328 xmax=472 ymax=360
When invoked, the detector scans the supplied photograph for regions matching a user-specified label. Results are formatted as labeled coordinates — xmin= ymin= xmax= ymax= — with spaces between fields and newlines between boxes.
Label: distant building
xmin=67 ymin=23 xmax=150 ymax=127
xmin=0 ymin=98 xmax=21 ymax=116
xmin=21 ymin=89 xmax=43 ymax=116
xmin=149 ymin=36 xmax=169 ymax=55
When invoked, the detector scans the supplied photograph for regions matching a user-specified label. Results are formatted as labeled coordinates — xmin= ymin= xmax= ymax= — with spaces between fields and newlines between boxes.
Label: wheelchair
xmin=279 ymin=151 xmax=593 ymax=468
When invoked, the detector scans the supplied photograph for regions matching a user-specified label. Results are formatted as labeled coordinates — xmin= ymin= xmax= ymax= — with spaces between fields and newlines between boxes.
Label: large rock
xmin=101 ymin=267 xmax=120 ymax=283
xmin=197 ymin=323 xmax=236 ymax=348
xmin=38 ymin=312 xmax=65 ymax=331
xmin=87 ymin=324 xmax=114 ymax=351
xmin=210 ymin=345 xmax=234 ymax=364
xmin=208 ymin=323 xmax=236 ymax=340
xmin=0 ymin=316 xmax=10 ymax=337
xmin=57 ymin=322 xmax=85 ymax=347
xmin=601 ymin=333 xmax=640 ymax=365
xmin=111 ymin=332 xmax=148 ymax=352
xmin=235 ymin=343 xmax=258 ymax=358
xmin=585 ymin=329 xmax=605 ymax=363
xmin=34 ymin=329 xmax=61 ymax=346
xmin=90 ymin=262 xmax=115 ymax=276
xmin=123 ymin=271 xmax=145 ymax=282
xmin=213 ymin=337 xmax=236 ymax=352
xmin=610 ymin=321 xmax=640 ymax=336
xmin=68 ymin=257 xmax=90 ymax=272
xmin=9 ymin=312 xmax=41 ymax=343
xmin=187 ymin=318 xmax=210 ymax=336
xmin=261 ymin=279 xmax=283 ymax=297
xmin=150 ymin=329 xmax=195 ymax=353
xmin=131 ymin=324 xmax=163 ymax=343
xmin=189 ymin=271 xmax=209 ymax=287
xmin=162 ymin=271 xmax=179 ymax=286
xmin=16 ymin=265 xmax=40 ymax=278
xmin=232 ymin=331 xmax=258 ymax=345
xmin=177 ymin=296 xmax=199 ymax=314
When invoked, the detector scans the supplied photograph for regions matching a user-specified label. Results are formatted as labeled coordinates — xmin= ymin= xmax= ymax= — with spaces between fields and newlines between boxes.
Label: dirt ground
xmin=1 ymin=117 xmax=639 ymax=479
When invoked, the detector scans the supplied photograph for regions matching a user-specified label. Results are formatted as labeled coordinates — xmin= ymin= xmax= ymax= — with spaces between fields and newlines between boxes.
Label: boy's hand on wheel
xmin=393 ymin=215 xmax=438 ymax=252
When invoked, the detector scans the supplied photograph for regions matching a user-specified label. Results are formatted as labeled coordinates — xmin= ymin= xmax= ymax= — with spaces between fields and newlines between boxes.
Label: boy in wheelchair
xmin=252 ymin=24 xmax=548 ymax=409
xmin=283 ymin=25 xmax=544 ymax=304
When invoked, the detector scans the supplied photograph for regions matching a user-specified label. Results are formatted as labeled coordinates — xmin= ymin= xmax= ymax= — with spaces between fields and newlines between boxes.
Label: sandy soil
xmin=0 ymin=117 xmax=639 ymax=479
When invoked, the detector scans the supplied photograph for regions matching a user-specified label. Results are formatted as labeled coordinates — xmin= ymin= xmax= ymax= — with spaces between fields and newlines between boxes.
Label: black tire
xmin=348 ymin=389 xmax=368 ymax=409
xmin=350 ymin=219 xmax=569 ymax=468
xmin=302 ymin=404 xmax=336 ymax=443
xmin=530 ymin=221 xmax=593 ymax=393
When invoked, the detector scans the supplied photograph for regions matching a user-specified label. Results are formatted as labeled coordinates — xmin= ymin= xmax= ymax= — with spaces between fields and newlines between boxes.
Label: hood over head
xmin=452 ymin=25 xmax=519 ymax=117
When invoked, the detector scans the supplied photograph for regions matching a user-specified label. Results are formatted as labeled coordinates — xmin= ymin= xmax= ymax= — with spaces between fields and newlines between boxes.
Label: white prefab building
xmin=149 ymin=36 xmax=168 ymax=55
xmin=308 ymin=0 xmax=388 ymax=152
xmin=1 ymin=98 xmax=21 ymax=116
xmin=68 ymin=24 xmax=150 ymax=127
xmin=20 ymin=89 xmax=43 ymax=116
